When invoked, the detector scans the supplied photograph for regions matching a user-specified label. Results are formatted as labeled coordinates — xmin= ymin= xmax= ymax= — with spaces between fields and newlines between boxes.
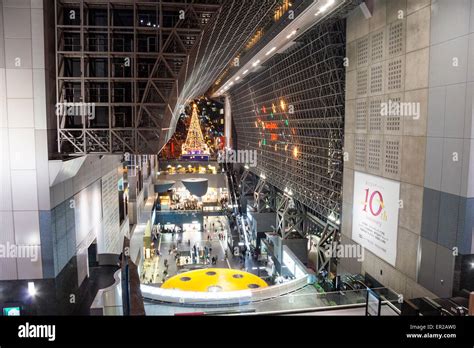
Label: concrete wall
xmin=0 ymin=0 xmax=48 ymax=280
xmin=420 ymin=0 xmax=474 ymax=297
xmin=342 ymin=0 xmax=474 ymax=299
xmin=0 ymin=0 xmax=126 ymax=281
xmin=342 ymin=0 xmax=433 ymax=299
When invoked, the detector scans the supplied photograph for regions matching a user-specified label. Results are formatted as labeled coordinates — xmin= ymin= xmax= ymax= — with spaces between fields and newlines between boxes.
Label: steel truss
xmin=55 ymin=0 xmax=281 ymax=155
xmin=276 ymin=194 xmax=307 ymax=239
xmin=230 ymin=15 xmax=349 ymax=225
xmin=253 ymin=177 xmax=276 ymax=213
xmin=239 ymin=168 xmax=257 ymax=197
xmin=314 ymin=223 xmax=339 ymax=273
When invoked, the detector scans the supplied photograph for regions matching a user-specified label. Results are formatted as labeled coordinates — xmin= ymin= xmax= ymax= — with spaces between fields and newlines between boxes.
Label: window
xmin=64 ymin=58 xmax=81 ymax=77
xmin=113 ymin=9 xmax=133 ymax=27
xmin=88 ymin=9 xmax=108 ymax=26
xmin=88 ymin=58 xmax=108 ymax=77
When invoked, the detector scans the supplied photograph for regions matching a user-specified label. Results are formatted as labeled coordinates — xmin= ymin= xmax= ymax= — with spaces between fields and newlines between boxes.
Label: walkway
xmin=146 ymin=215 xmax=268 ymax=285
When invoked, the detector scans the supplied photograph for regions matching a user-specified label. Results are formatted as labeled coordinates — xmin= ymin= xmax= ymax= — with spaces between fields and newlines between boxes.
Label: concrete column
xmin=0 ymin=0 xmax=48 ymax=280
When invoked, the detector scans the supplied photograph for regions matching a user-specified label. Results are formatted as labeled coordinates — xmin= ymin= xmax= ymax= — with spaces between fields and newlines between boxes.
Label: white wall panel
xmin=6 ymin=98 xmax=34 ymax=128
xmin=0 ymin=211 xmax=15 ymax=243
xmin=10 ymin=169 xmax=38 ymax=210
xmin=8 ymin=128 xmax=36 ymax=170
xmin=16 ymin=245 xmax=42 ymax=279
xmin=13 ymin=210 xmax=40 ymax=245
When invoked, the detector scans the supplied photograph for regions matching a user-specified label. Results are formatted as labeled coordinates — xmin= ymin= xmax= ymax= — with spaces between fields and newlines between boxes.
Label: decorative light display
xmin=293 ymin=146 xmax=299 ymax=158
xmin=181 ymin=104 xmax=210 ymax=160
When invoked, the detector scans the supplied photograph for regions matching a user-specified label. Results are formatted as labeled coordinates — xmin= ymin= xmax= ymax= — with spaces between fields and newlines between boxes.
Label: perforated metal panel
xmin=355 ymin=136 xmax=367 ymax=169
xmin=357 ymin=68 xmax=368 ymax=96
xmin=357 ymin=36 xmax=369 ymax=66
xmin=370 ymin=63 xmax=384 ymax=94
xmin=369 ymin=97 xmax=383 ymax=132
xmin=371 ymin=29 xmax=385 ymax=62
xmin=388 ymin=21 xmax=404 ymax=57
xmin=387 ymin=57 xmax=403 ymax=91
xmin=356 ymin=99 xmax=368 ymax=131
xmin=386 ymin=95 xmax=402 ymax=133
xmin=384 ymin=139 xmax=401 ymax=176
xmin=368 ymin=138 xmax=382 ymax=172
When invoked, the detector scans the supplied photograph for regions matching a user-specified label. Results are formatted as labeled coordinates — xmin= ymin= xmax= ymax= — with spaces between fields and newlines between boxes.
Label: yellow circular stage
xmin=161 ymin=268 xmax=268 ymax=292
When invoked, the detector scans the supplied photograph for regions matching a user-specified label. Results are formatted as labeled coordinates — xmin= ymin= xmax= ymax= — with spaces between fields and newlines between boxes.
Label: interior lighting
xmin=286 ymin=30 xmax=297 ymax=39
xmin=252 ymin=60 xmax=261 ymax=67
xmin=28 ymin=282 xmax=36 ymax=297
xmin=293 ymin=146 xmax=298 ymax=158
xmin=316 ymin=0 xmax=335 ymax=15
xmin=266 ymin=47 xmax=277 ymax=56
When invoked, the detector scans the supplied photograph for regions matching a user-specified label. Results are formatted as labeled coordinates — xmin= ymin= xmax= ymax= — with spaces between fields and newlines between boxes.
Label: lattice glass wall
xmin=230 ymin=18 xmax=346 ymax=223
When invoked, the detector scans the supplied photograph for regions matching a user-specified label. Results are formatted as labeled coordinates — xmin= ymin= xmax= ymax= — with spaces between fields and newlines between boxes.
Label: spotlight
xmin=27 ymin=282 xmax=36 ymax=297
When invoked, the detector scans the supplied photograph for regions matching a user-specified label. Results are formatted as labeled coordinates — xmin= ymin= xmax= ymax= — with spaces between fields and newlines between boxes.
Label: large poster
xmin=352 ymin=172 xmax=400 ymax=266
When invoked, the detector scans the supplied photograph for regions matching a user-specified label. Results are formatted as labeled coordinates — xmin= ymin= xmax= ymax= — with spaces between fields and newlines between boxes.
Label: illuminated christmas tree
xmin=181 ymin=104 xmax=210 ymax=160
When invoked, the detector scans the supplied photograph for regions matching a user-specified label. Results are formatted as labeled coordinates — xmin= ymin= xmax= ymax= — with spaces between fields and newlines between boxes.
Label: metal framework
xmin=275 ymin=194 xmax=307 ymax=239
xmin=168 ymin=0 xmax=280 ymax=144
xmin=229 ymin=17 xmax=347 ymax=225
xmin=55 ymin=0 xmax=221 ymax=155
xmin=239 ymin=168 xmax=257 ymax=197
xmin=55 ymin=0 xmax=281 ymax=155
xmin=314 ymin=223 xmax=338 ymax=273
xmin=253 ymin=177 xmax=276 ymax=213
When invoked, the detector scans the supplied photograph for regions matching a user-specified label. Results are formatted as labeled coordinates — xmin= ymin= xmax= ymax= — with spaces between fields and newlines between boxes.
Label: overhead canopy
xmin=155 ymin=180 xmax=176 ymax=193
xmin=182 ymin=178 xmax=208 ymax=197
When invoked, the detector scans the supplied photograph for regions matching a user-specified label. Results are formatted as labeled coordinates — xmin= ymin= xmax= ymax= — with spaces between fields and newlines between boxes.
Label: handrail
xmin=90 ymin=269 xmax=123 ymax=315
xmin=140 ymin=275 xmax=309 ymax=306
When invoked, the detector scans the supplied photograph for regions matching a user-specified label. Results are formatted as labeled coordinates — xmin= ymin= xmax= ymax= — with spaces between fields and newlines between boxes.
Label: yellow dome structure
xmin=162 ymin=268 xmax=268 ymax=292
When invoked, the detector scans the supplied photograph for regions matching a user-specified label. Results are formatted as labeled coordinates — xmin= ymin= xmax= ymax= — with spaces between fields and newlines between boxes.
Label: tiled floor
xmin=147 ymin=215 xmax=268 ymax=285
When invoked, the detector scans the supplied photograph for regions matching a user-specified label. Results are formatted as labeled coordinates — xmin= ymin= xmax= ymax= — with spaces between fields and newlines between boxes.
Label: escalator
xmin=406 ymin=296 xmax=468 ymax=316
